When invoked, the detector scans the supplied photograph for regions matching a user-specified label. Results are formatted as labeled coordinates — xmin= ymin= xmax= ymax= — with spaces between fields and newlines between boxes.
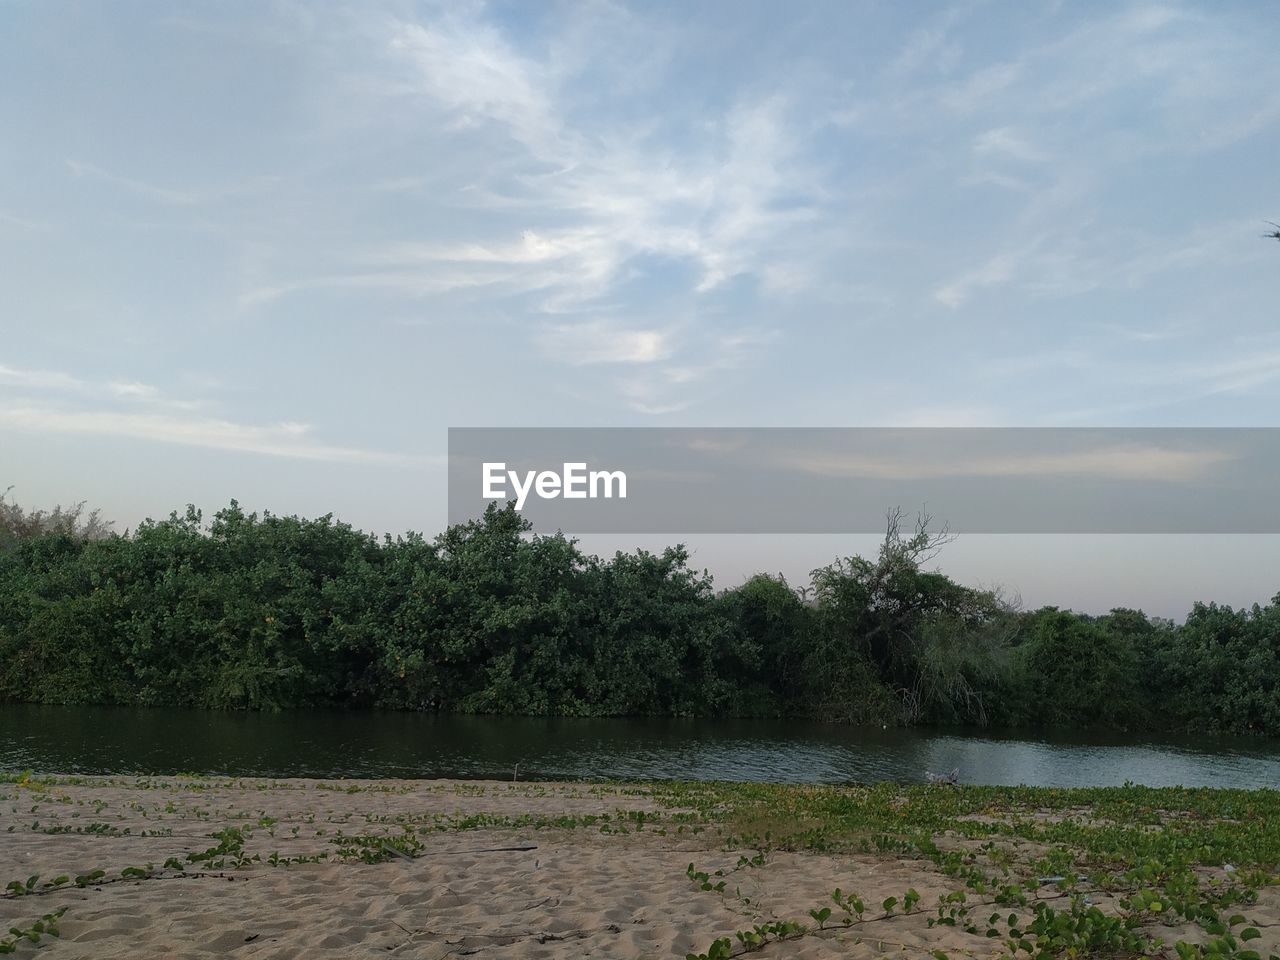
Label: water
xmin=2 ymin=704 xmax=1278 ymax=788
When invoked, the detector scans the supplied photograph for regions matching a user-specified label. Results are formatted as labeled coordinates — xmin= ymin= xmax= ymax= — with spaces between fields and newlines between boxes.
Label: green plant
xmin=0 ymin=907 xmax=67 ymax=954
xmin=686 ymin=863 xmax=727 ymax=894
xmin=685 ymin=937 xmax=732 ymax=960
xmin=2 ymin=877 xmax=37 ymax=898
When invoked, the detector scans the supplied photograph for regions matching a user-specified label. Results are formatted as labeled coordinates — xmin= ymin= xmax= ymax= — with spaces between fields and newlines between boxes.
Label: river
xmin=3 ymin=704 xmax=1279 ymax=787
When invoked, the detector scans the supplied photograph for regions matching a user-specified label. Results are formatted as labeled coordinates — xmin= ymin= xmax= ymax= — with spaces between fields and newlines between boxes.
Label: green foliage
xmin=807 ymin=509 xmax=1013 ymax=725
xmin=0 ymin=907 xmax=66 ymax=954
xmin=1153 ymin=600 xmax=1280 ymax=734
xmin=1009 ymin=608 xmax=1142 ymax=728
xmin=672 ymin=780 xmax=1280 ymax=960
xmin=686 ymin=937 xmax=733 ymax=960
xmin=0 ymin=493 xmax=1278 ymax=733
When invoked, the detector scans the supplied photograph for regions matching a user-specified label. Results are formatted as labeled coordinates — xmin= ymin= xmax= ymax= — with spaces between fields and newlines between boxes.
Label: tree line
xmin=1 ymin=493 xmax=1276 ymax=734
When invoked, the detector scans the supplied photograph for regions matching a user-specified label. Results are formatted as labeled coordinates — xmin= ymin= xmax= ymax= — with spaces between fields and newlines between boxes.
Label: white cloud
xmin=942 ymin=61 xmax=1021 ymax=112
xmin=885 ymin=4 xmax=969 ymax=80
xmin=107 ymin=380 xmax=159 ymax=399
xmin=0 ymin=403 xmax=431 ymax=466
xmin=793 ymin=444 xmax=1234 ymax=482
xmin=237 ymin=9 xmax=828 ymax=413
xmin=973 ymin=127 xmax=1048 ymax=163
xmin=934 ymin=218 xmax=1252 ymax=308
xmin=911 ymin=4 xmax=1280 ymax=314
xmin=3 ymin=362 xmax=177 ymax=407
xmin=615 ymin=380 xmax=690 ymax=416
xmin=598 ymin=327 xmax=776 ymax=414
xmin=377 ymin=11 xmax=818 ymax=399
xmin=0 ymin=362 xmax=423 ymax=464
xmin=538 ymin=321 xmax=671 ymax=365
xmin=0 ymin=364 xmax=86 ymax=391
xmin=1183 ymin=351 xmax=1280 ymax=396
xmin=0 ymin=210 xmax=50 ymax=231
xmin=935 ymin=251 xmax=1021 ymax=307
xmin=65 ymin=159 xmax=199 ymax=206
xmin=390 ymin=19 xmax=556 ymax=150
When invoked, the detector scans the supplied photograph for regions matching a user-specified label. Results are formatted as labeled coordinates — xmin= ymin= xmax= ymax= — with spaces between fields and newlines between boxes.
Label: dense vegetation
xmin=1 ymin=494 xmax=1276 ymax=734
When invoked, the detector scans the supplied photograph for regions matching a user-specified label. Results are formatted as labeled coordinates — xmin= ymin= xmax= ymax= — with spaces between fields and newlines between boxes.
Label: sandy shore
xmin=2 ymin=775 xmax=1276 ymax=959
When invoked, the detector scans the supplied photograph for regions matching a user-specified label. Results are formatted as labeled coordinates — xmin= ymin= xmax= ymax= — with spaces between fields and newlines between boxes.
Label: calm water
xmin=2 ymin=704 xmax=1278 ymax=788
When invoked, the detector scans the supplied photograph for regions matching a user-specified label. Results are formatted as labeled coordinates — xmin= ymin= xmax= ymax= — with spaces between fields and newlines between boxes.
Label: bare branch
xmin=0 ymin=487 xmax=114 ymax=546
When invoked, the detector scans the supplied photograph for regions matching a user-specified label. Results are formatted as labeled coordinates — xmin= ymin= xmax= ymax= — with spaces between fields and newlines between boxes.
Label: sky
xmin=2 ymin=0 xmax=1279 ymax=617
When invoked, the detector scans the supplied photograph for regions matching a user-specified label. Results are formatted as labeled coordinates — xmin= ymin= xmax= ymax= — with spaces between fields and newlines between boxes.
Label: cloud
xmin=3 ymin=362 xmax=175 ymax=406
xmin=935 ymin=251 xmax=1021 ymax=307
xmin=65 ymin=159 xmax=199 ymax=206
xmin=0 ymin=403 xmax=432 ymax=466
xmin=46 ymin=0 xmax=1276 ymax=432
xmin=911 ymin=4 xmax=1280 ymax=312
xmin=885 ymin=4 xmax=969 ymax=80
xmin=224 ymin=1 xmax=1280 ymax=420
xmin=972 ymin=127 xmax=1049 ymax=164
xmin=0 ymin=362 xmax=426 ymax=465
xmin=597 ymin=327 xmax=779 ymax=414
xmin=372 ymin=10 xmax=819 ymax=407
xmin=304 ymin=228 xmax=624 ymax=308
xmin=538 ymin=321 xmax=672 ymax=365
xmin=236 ymin=8 xmax=829 ymax=413
xmin=107 ymin=380 xmax=160 ymax=399
xmin=1183 ymin=351 xmax=1280 ymax=396
xmin=942 ymin=61 xmax=1022 ymax=112
xmin=679 ymin=435 xmax=750 ymax=455
xmin=0 ymin=210 xmax=50 ymax=231
xmin=792 ymin=443 xmax=1235 ymax=483
xmin=615 ymin=379 xmax=691 ymax=415
xmin=0 ymin=364 xmax=86 ymax=391
xmin=933 ymin=216 xmax=1252 ymax=308
xmin=390 ymin=19 xmax=555 ymax=149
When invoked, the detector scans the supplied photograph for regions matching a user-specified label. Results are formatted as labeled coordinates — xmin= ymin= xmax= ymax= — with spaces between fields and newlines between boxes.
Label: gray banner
xmin=447 ymin=428 xmax=1280 ymax=533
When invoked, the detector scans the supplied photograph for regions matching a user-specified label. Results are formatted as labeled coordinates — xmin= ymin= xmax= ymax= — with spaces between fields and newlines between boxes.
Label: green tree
xmin=1012 ymin=608 xmax=1139 ymax=728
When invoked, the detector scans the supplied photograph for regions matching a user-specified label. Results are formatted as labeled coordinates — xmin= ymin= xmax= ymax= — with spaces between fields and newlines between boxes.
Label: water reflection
xmin=2 ymin=704 xmax=1278 ymax=788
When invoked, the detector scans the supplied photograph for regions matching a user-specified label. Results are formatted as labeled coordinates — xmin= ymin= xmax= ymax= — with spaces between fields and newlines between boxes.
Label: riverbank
xmin=2 ymin=774 xmax=1278 ymax=958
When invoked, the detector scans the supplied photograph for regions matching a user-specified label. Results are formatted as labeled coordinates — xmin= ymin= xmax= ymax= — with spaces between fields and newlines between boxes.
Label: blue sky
xmin=2 ymin=1 xmax=1279 ymax=615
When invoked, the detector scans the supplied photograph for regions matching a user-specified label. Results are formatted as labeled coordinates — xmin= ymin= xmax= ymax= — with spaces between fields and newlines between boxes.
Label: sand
xmin=2 ymin=776 xmax=1276 ymax=959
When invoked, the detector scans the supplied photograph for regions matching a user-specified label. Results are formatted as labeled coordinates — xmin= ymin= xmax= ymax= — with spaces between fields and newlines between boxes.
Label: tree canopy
xmin=1 ymin=494 xmax=1276 ymax=734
